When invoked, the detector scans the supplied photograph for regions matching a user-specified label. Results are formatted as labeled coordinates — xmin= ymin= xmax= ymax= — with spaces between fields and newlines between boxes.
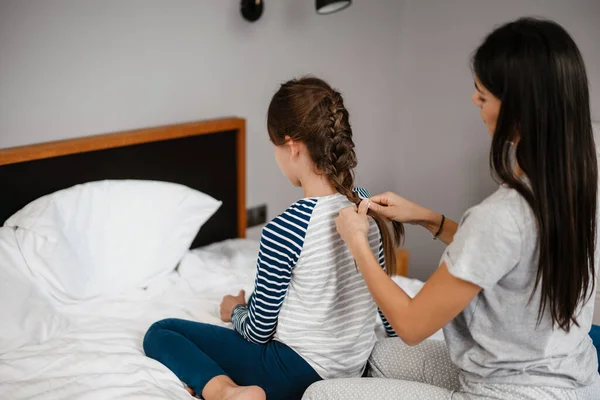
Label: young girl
xmin=143 ymin=77 xmax=402 ymax=400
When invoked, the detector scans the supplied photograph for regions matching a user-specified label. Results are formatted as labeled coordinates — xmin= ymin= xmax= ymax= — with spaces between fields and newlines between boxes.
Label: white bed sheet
xmin=0 ymin=238 xmax=442 ymax=400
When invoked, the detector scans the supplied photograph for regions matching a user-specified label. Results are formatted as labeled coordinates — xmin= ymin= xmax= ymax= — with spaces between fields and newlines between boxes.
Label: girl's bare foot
xmin=223 ymin=385 xmax=266 ymax=400
xmin=185 ymin=386 xmax=200 ymax=398
xmin=203 ymin=376 xmax=265 ymax=400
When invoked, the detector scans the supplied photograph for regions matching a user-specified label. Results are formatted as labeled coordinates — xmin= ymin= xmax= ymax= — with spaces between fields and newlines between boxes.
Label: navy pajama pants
xmin=143 ymin=318 xmax=321 ymax=400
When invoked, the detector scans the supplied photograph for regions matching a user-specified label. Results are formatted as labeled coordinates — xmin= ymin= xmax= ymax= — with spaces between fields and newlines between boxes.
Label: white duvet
xmin=0 ymin=238 xmax=440 ymax=400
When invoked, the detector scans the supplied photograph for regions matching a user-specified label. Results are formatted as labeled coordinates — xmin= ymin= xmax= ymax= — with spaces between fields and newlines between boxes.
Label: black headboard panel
xmin=0 ymin=118 xmax=246 ymax=249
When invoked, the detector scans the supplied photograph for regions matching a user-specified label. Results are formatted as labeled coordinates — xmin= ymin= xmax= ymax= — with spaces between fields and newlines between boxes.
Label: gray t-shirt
xmin=442 ymin=186 xmax=599 ymax=389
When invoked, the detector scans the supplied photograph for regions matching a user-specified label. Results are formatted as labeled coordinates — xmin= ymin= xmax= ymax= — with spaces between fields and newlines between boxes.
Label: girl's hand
xmin=219 ymin=290 xmax=246 ymax=322
xmin=369 ymin=192 xmax=433 ymax=225
xmin=336 ymin=200 xmax=370 ymax=254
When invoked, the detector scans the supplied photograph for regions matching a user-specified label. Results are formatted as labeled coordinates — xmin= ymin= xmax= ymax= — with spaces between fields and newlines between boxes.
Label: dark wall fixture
xmin=241 ymin=0 xmax=264 ymax=22
xmin=240 ymin=0 xmax=352 ymax=22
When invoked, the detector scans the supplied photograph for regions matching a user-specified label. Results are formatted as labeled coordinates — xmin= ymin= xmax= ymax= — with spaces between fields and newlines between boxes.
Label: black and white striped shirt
xmin=232 ymin=188 xmax=395 ymax=379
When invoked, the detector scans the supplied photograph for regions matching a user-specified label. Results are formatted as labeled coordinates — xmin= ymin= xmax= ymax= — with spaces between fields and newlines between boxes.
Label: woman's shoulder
xmin=478 ymin=185 xmax=529 ymax=211
xmin=465 ymin=186 xmax=533 ymax=233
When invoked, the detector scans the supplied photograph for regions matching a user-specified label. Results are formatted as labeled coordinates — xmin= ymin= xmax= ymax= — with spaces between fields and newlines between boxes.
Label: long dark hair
xmin=473 ymin=18 xmax=597 ymax=331
xmin=267 ymin=76 xmax=404 ymax=275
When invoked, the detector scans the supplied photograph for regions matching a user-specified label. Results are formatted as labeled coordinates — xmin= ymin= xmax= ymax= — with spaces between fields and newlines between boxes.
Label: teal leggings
xmin=143 ymin=318 xmax=321 ymax=400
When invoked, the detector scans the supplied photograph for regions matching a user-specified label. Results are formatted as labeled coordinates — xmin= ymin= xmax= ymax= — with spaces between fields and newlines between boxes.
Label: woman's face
xmin=472 ymin=77 xmax=501 ymax=136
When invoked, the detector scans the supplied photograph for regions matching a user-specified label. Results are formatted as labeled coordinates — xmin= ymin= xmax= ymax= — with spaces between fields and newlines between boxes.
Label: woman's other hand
xmin=369 ymin=192 xmax=433 ymax=225
xmin=219 ymin=290 xmax=246 ymax=323
xmin=370 ymin=192 xmax=457 ymax=245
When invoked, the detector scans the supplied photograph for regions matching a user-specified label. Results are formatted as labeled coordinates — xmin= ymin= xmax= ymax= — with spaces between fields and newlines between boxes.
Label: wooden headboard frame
xmin=0 ymin=117 xmax=246 ymax=246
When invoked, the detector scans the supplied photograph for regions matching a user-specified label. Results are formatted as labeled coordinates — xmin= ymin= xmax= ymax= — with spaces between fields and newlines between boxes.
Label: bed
xmin=0 ymin=118 xmax=436 ymax=400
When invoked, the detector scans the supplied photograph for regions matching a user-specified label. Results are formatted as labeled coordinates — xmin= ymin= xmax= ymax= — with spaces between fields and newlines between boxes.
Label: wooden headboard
xmin=0 ymin=117 xmax=246 ymax=249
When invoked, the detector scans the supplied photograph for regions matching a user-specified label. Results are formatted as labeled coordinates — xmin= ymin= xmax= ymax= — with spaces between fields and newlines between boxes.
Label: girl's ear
xmin=285 ymin=136 xmax=300 ymax=158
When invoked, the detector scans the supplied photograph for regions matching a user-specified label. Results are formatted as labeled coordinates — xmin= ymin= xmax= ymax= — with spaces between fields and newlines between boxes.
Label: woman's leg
xmin=303 ymin=339 xmax=460 ymax=400
xmin=303 ymin=378 xmax=453 ymax=400
xmin=368 ymin=338 xmax=461 ymax=391
xmin=305 ymin=338 xmax=600 ymax=400
xmin=303 ymin=375 xmax=600 ymax=400
xmin=143 ymin=318 xmax=320 ymax=400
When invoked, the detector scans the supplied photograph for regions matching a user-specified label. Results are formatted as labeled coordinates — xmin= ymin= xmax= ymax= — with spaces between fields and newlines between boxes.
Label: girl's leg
xmin=143 ymin=319 xmax=229 ymax=394
xmin=143 ymin=318 xmax=320 ymax=400
xmin=368 ymin=338 xmax=461 ymax=391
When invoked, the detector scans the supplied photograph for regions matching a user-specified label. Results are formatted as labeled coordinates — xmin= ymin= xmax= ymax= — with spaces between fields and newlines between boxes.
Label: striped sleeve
xmin=354 ymin=187 xmax=398 ymax=338
xmin=353 ymin=187 xmax=371 ymax=201
xmin=231 ymin=198 xmax=317 ymax=344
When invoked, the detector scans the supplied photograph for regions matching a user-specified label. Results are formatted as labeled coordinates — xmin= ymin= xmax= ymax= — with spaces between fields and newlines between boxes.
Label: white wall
xmin=0 ymin=0 xmax=402 ymax=229
xmin=391 ymin=0 xmax=600 ymax=280
xmin=2 ymin=0 xmax=600 ymax=281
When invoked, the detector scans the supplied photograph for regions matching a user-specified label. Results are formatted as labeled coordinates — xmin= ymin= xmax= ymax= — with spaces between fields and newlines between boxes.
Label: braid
xmin=321 ymin=90 xmax=404 ymax=276
xmin=267 ymin=76 xmax=404 ymax=276
xmin=323 ymin=91 xmax=357 ymax=201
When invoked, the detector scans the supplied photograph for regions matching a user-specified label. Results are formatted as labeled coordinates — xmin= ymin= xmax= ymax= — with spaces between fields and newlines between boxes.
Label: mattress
xmin=0 ymin=238 xmax=442 ymax=400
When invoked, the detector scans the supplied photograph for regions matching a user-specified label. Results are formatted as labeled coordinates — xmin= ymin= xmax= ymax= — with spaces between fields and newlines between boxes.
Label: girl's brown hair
xmin=267 ymin=76 xmax=404 ymax=275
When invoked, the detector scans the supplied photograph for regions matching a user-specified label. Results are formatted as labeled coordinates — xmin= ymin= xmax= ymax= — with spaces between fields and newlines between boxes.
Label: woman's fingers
xmin=368 ymin=193 xmax=395 ymax=219
xmin=369 ymin=193 xmax=392 ymax=207
xmin=367 ymin=200 xmax=385 ymax=214
xmin=369 ymin=192 xmax=429 ymax=225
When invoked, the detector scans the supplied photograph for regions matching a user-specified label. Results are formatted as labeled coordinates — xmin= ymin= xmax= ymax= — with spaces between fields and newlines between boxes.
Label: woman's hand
xmin=369 ymin=192 xmax=458 ymax=245
xmin=336 ymin=200 xmax=371 ymax=255
xmin=368 ymin=192 xmax=432 ymax=225
xmin=219 ymin=290 xmax=246 ymax=323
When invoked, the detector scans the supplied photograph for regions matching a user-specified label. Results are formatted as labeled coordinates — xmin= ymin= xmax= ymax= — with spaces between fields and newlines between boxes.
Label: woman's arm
xmin=416 ymin=209 xmax=459 ymax=246
xmin=337 ymin=201 xmax=480 ymax=345
xmin=368 ymin=192 xmax=459 ymax=245
xmin=352 ymin=240 xmax=480 ymax=345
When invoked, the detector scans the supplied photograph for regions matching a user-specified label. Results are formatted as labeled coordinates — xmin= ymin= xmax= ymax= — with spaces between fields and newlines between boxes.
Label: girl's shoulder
xmin=264 ymin=198 xmax=320 ymax=233
xmin=267 ymin=188 xmax=372 ymax=230
xmin=353 ymin=187 xmax=371 ymax=200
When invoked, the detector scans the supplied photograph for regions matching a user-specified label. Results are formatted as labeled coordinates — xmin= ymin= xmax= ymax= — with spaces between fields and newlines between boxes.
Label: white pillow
xmin=4 ymin=180 xmax=222 ymax=301
xmin=0 ymin=227 xmax=68 ymax=355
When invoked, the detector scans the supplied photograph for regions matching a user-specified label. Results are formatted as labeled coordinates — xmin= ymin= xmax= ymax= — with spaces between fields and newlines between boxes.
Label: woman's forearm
xmin=416 ymin=209 xmax=458 ymax=246
xmin=351 ymin=237 xmax=480 ymax=346
xmin=337 ymin=201 xmax=479 ymax=346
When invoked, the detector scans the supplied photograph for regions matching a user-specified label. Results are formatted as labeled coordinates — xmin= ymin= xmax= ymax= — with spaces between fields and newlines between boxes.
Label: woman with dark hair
xmin=305 ymin=17 xmax=600 ymax=399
